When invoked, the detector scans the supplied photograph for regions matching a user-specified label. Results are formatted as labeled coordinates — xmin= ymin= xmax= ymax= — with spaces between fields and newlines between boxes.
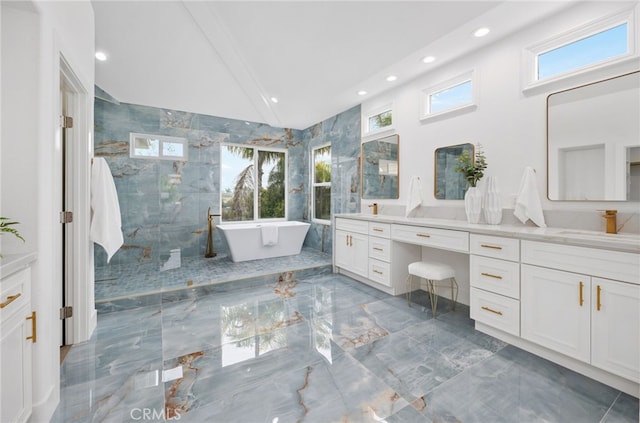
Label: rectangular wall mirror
xmin=361 ymin=134 xmax=399 ymax=199
xmin=547 ymin=70 xmax=640 ymax=201
xmin=434 ymin=143 xmax=473 ymax=200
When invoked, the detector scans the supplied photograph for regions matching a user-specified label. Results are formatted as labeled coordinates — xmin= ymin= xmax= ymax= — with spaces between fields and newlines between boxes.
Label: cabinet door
xmin=334 ymin=230 xmax=368 ymax=277
xmin=591 ymin=278 xmax=640 ymax=382
xmin=521 ymin=265 xmax=590 ymax=363
xmin=0 ymin=305 xmax=32 ymax=423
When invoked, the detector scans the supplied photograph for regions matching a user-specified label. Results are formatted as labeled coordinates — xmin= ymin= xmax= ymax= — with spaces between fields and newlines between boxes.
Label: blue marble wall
xmin=94 ymin=100 xmax=305 ymax=269
xmin=94 ymin=99 xmax=360 ymax=298
xmin=302 ymin=105 xmax=362 ymax=255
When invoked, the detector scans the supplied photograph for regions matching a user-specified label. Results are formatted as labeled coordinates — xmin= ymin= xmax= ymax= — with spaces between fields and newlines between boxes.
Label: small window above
xmin=420 ymin=70 xmax=477 ymax=121
xmin=524 ymin=8 xmax=636 ymax=89
xmin=362 ymin=103 xmax=394 ymax=138
xmin=130 ymin=133 xmax=188 ymax=160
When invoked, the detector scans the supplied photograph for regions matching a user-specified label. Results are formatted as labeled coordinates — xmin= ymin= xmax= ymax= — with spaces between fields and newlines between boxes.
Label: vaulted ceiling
xmin=93 ymin=1 xmax=575 ymax=130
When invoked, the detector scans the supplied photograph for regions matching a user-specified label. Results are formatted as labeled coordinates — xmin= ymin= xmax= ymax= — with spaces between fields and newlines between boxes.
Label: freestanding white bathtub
xmin=217 ymin=221 xmax=311 ymax=262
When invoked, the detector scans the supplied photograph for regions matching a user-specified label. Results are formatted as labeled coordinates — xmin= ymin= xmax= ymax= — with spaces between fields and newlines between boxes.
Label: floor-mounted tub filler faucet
xmin=602 ymin=210 xmax=617 ymax=234
xmin=206 ymin=207 xmax=222 ymax=257
xmin=368 ymin=203 xmax=378 ymax=215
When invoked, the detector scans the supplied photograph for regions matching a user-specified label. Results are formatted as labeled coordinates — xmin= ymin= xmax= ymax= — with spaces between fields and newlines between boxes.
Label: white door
xmin=334 ymin=230 xmax=368 ymax=277
xmin=334 ymin=230 xmax=353 ymax=271
xmin=591 ymin=278 xmax=640 ymax=382
xmin=521 ymin=265 xmax=590 ymax=363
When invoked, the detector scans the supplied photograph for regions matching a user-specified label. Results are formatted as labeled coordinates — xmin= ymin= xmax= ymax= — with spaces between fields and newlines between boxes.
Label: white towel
xmin=90 ymin=158 xmax=124 ymax=262
xmin=514 ymin=166 xmax=546 ymax=228
xmin=406 ymin=176 xmax=423 ymax=217
xmin=261 ymin=225 xmax=278 ymax=246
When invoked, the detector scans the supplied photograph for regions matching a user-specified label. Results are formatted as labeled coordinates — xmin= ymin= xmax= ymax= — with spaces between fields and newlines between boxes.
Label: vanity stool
xmin=406 ymin=261 xmax=458 ymax=318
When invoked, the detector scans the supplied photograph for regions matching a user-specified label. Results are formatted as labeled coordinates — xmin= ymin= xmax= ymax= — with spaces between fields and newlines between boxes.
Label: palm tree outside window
xmin=221 ymin=144 xmax=287 ymax=222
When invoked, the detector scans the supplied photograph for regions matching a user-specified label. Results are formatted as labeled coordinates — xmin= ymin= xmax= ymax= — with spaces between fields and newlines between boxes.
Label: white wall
xmin=0 ymin=1 xmax=94 ymax=421
xmin=361 ymin=1 xmax=640 ymax=215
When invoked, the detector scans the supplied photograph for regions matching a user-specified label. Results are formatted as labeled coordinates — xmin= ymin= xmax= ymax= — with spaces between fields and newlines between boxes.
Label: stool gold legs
xmin=406 ymin=275 xmax=458 ymax=318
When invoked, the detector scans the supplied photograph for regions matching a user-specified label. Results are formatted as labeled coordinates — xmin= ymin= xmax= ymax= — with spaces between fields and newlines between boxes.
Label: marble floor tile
xmin=55 ymin=266 xmax=639 ymax=423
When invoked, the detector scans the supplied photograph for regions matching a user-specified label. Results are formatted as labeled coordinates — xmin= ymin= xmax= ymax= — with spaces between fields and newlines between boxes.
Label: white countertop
xmin=0 ymin=252 xmax=37 ymax=279
xmin=335 ymin=213 xmax=640 ymax=253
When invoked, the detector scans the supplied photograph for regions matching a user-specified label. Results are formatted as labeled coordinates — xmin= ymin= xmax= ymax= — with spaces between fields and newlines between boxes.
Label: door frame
xmin=58 ymin=56 xmax=95 ymax=345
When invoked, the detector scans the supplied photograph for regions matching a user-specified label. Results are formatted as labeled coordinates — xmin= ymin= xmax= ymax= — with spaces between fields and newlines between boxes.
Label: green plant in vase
xmin=454 ymin=144 xmax=487 ymax=223
xmin=0 ymin=217 xmax=25 ymax=258
xmin=454 ymin=144 xmax=487 ymax=188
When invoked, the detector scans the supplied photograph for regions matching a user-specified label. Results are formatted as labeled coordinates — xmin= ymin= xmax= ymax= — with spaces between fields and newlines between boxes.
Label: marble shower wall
xmin=302 ymin=105 xmax=362 ymax=255
xmin=93 ymin=99 xmax=306 ymax=269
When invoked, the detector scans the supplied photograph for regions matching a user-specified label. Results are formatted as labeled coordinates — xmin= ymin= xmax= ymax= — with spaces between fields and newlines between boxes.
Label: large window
xmin=221 ymin=145 xmax=287 ymax=221
xmin=312 ymin=144 xmax=331 ymax=222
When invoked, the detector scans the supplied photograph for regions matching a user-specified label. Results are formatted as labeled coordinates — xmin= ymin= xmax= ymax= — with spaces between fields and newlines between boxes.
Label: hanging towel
xmin=90 ymin=158 xmax=124 ymax=262
xmin=261 ymin=225 xmax=278 ymax=246
xmin=406 ymin=176 xmax=423 ymax=217
xmin=514 ymin=166 xmax=546 ymax=228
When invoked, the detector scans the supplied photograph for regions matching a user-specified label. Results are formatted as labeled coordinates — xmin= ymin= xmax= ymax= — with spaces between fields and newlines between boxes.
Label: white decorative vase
xmin=464 ymin=187 xmax=482 ymax=224
xmin=483 ymin=176 xmax=502 ymax=225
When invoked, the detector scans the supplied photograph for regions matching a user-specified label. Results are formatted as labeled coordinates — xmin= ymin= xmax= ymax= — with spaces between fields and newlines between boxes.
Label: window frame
xmin=523 ymin=8 xmax=636 ymax=91
xmin=311 ymin=143 xmax=332 ymax=225
xmin=361 ymin=103 xmax=394 ymax=139
xmin=220 ymin=143 xmax=288 ymax=223
xmin=129 ymin=132 xmax=188 ymax=161
xmin=419 ymin=70 xmax=477 ymax=121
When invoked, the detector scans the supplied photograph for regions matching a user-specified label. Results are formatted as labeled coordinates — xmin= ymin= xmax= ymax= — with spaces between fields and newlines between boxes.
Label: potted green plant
xmin=454 ymin=144 xmax=487 ymax=223
xmin=0 ymin=217 xmax=25 ymax=258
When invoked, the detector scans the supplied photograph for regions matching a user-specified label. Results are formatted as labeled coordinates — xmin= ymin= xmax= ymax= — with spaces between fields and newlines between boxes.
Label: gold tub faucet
xmin=602 ymin=210 xmax=617 ymax=234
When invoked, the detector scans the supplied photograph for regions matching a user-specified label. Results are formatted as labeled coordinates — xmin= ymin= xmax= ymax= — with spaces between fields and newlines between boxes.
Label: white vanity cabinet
xmin=0 ymin=255 xmax=36 ymax=423
xmin=367 ymin=222 xmax=392 ymax=287
xmin=470 ymin=234 xmax=521 ymax=336
xmin=334 ymin=218 xmax=369 ymax=278
xmin=521 ymin=240 xmax=640 ymax=382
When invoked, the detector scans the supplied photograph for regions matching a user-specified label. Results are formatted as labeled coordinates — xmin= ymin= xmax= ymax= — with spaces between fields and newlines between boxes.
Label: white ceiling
xmin=93 ymin=1 xmax=575 ymax=130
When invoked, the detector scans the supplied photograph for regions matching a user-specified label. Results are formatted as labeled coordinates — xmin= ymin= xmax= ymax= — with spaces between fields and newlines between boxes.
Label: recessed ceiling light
xmin=357 ymin=90 xmax=368 ymax=96
xmin=95 ymin=51 xmax=108 ymax=61
xmin=270 ymin=97 xmax=279 ymax=103
xmin=422 ymin=56 xmax=436 ymax=64
xmin=474 ymin=27 xmax=490 ymax=38
xmin=386 ymin=75 xmax=397 ymax=82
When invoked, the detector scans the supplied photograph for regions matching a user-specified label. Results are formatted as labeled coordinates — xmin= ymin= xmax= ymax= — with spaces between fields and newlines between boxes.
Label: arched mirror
xmin=547 ymin=70 xmax=640 ymax=201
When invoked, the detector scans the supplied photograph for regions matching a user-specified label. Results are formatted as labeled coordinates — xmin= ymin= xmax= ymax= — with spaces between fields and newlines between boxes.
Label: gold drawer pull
xmin=373 ymin=269 xmax=384 ymax=275
xmin=579 ymin=281 xmax=584 ymax=307
xmin=480 ymin=244 xmax=502 ymax=250
xmin=481 ymin=272 xmax=503 ymax=280
xmin=0 ymin=293 xmax=21 ymax=309
xmin=373 ymin=247 xmax=384 ymax=251
xmin=596 ymin=285 xmax=602 ymax=311
xmin=373 ymin=228 xmax=384 ymax=232
xmin=26 ymin=311 xmax=37 ymax=343
xmin=481 ymin=306 xmax=503 ymax=316
xmin=416 ymin=233 xmax=431 ymax=238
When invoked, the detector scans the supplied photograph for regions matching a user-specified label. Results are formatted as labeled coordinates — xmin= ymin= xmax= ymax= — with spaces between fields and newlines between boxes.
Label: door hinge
xmin=60 ymin=306 xmax=73 ymax=319
xmin=60 ymin=211 xmax=73 ymax=224
xmin=60 ymin=115 xmax=74 ymax=129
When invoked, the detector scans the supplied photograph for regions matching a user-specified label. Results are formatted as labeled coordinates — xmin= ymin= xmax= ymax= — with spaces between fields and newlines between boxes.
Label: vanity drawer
xmin=470 ymin=234 xmax=519 ymax=261
xmin=369 ymin=237 xmax=391 ymax=262
xmin=335 ymin=218 xmax=368 ymax=235
xmin=0 ymin=267 xmax=30 ymax=320
xmin=521 ymin=240 xmax=639 ymax=284
xmin=470 ymin=255 xmax=520 ymax=299
xmin=391 ymin=224 xmax=469 ymax=252
xmin=368 ymin=259 xmax=391 ymax=287
xmin=470 ymin=287 xmax=520 ymax=336
xmin=368 ymin=222 xmax=391 ymax=238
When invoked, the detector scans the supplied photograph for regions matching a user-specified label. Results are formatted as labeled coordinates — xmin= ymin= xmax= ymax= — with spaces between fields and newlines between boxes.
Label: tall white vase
xmin=464 ymin=187 xmax=482 ymax=224
xmin=483 ymin=176 xmax=502 ymax=225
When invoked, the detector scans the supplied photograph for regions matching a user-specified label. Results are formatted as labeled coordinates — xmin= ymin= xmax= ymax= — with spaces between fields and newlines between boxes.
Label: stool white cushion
xmin=408 ymin=261 xmax=455 ymax=281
